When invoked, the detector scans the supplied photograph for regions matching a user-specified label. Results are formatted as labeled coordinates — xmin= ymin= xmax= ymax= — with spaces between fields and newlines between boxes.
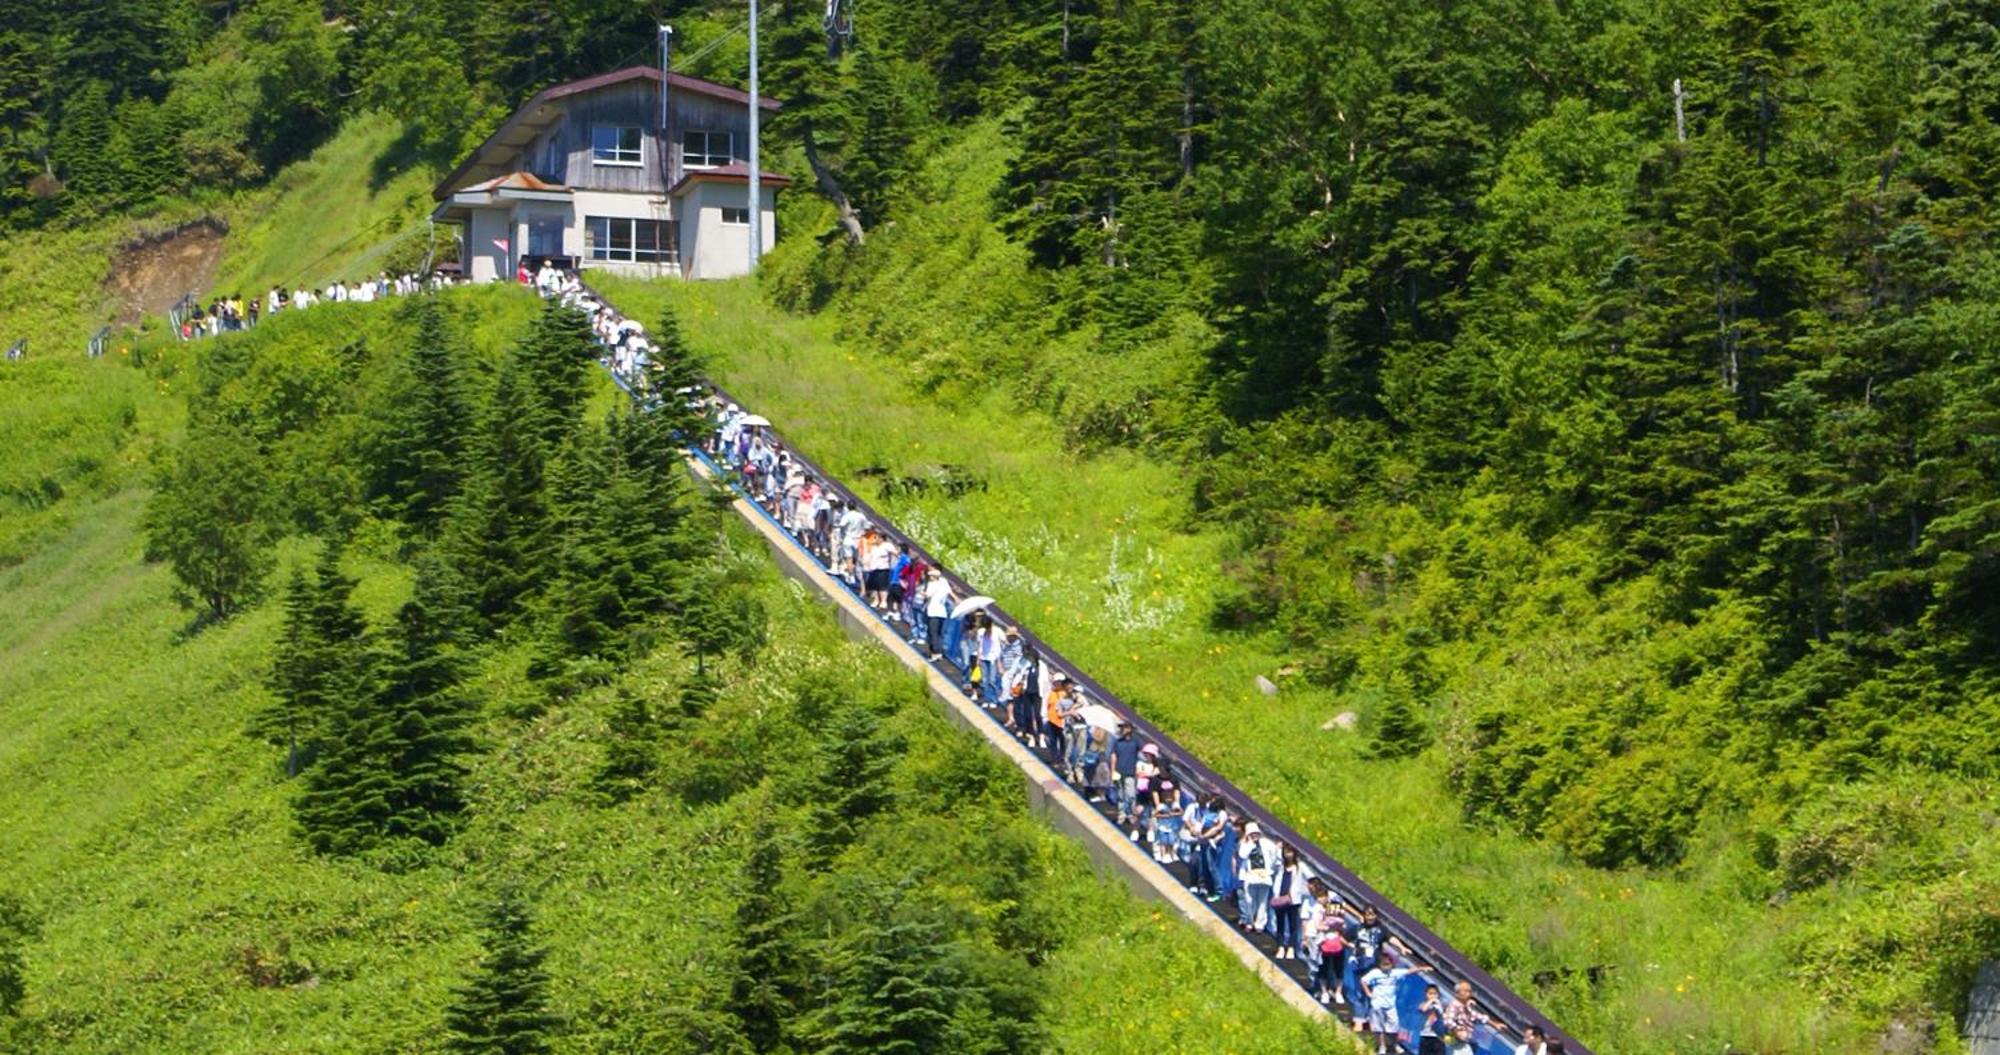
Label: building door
xmin=527 ymin=215 xmax=565 ymax=264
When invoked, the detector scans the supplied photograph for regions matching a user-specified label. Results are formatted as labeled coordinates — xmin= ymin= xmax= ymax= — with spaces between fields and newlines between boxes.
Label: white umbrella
xmin=1075 ymin=703 xmax=1122 ymax=733
xmin=950 ymin=595 xmax=995 ymax=619
xmin=738 ymin=414 xmax=772 ymax=427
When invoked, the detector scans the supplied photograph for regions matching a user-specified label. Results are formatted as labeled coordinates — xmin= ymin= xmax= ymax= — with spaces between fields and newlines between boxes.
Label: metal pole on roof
xmin=747 ymin=0 xmax=762 ymax=271
xmin=660 ymin=25 xmax=675 ymax=190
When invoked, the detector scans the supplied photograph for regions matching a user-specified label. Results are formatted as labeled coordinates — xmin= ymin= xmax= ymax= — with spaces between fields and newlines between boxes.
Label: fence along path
xmin=580 ymin=286 xmax=1589 ymax=1055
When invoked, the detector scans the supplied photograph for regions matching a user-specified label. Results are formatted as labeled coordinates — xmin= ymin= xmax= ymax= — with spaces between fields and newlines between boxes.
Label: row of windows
xmin=589 ymin=127 xmax=736 ymax=168
xmin=587 ymin=216 xmax=678 ymax=263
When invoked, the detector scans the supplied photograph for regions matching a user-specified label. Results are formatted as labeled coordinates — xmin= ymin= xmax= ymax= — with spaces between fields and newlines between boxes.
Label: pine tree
xmin=51 ymin=78 xmax=115 ymax=202
xmin=444 ymin=891 xmax=562 ymax=1055
xmin=265 ymin=567 xmax=317 ymax=775
xmin=679 ymin=573 xmax=767 ymax=675
xmin=538 ymin=422 xmax=620 ymax=669
xmin=515 ymin=301 xmax=597 ymax=451
xmin=1367 ymin=680 xmax=1429 ymax=761
xmin=806 ymin=702 xmax=904 ymax=863
xmin=0 ymin=892 xmax=34 ymax=1018
xmin=296 ymin=555 xmax=476 ymax=855
xmin=448 ymin=364 xmax=552 ymax=628
xmin=676 ymin=669 xmax=719 ymax=721
xmin=375 ymin=296 xmax=473 ymax=533
xmin=640 ymin=304 xmax=706 ymax=442
xmin=591 ymin=688 xmax=665 ymax=804
xmin=376 ymin=559 xmax=478 ymax=842
xmin=728 ymin=815 xmax=794 ymax=1052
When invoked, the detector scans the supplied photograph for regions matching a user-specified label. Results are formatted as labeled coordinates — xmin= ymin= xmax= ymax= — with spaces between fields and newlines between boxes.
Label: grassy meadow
xmin=0 ymin=287 xmax=1320 ymax=1053
xmin=594 ymin=272 xmax=1899 ymax=1054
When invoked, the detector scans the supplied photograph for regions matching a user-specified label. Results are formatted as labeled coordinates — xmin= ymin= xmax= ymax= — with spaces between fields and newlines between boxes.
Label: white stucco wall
xmin=680 ymin=181 xmax=778 ymax=280
xmin=466 ymin=208 xmax=512 ymax=283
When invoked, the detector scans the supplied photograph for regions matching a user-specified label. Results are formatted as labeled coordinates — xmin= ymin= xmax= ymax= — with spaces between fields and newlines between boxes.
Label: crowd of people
xmin=565 ymin=269 xmax=1574 ymax=1055
xmin=174 ymin=271 xmax=456 ymax=340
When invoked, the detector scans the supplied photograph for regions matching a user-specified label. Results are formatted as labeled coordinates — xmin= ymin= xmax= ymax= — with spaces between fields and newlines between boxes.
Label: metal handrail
xmin=574 ymin=282 xmax=1590 ymax=1055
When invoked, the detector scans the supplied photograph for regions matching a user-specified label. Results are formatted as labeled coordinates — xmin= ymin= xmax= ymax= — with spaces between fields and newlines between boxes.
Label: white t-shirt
xmin=1364 ymin=966 xmax=1408 ymax=1010
xmin=1238 ymin=836 xmax=1277 ymax=885
xmin=923 ymin=578 xmax=952 ymax=618
xmin=837 ymin=508 xmax=867 ymax=545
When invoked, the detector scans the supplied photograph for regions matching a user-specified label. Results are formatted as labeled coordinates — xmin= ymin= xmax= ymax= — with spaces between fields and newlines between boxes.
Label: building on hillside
xmin=430 ymin=66 xmax=789 ymax=282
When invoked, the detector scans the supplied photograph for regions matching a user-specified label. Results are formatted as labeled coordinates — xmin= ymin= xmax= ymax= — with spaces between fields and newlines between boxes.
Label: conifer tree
xmin=728 ymin=814 xmax=794 ymax=1052
xmin=375 ymin=296 xmax=473 ymax=532
xmin=676 ymin=669 xmax=720 ymax=721
xmin=266 ymin=567 xmax=316 ymax=775
xmin=52 ymin=79 xmax=115 ymax=201
xmin=448 ymin=364 xmax=552 ymax=628
xmin=537 ymin=422 xmax=620 ymax=671
xmin=806 ymin=703 xmax=903 ymax=863
xmin=443 ymin=891 xmax=562 ymax=1055
xmin=261 ymin=541 xmax=373 ymax=773
xmin=1367 ymin=681 xmax=1429 ymax=761
xmin=592 ymin=688 xmax=665 ymax=804
xmin=515 ymin=301 xmax=597 ymax=451
xmin=641 ymin=304 xmax=707 ymax=442
xmin=296 ymin=556 xmax=475 ymax=854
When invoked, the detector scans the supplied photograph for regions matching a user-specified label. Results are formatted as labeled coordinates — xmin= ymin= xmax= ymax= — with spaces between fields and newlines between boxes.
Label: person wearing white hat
xmin=1237 ymin=821 xmax=1279 ymax=935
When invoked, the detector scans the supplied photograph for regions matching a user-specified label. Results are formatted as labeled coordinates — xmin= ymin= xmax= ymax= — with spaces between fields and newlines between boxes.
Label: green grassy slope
xmin=0 ymin=112 xmax=446 ymax=364
xmin=589 ymin=263 xmax=1887 ymax=1053
xmin=0 ymin=290 xmax=1317 ymax=1053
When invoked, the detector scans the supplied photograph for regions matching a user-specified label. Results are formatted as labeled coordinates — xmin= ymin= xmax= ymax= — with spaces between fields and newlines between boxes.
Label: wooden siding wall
xmin=509 ymin=82 xmax=756 ymax=194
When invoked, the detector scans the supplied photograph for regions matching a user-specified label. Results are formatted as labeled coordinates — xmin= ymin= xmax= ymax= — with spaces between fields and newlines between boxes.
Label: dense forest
xmin=5 ymin=0 xmax=2000 ymax=1047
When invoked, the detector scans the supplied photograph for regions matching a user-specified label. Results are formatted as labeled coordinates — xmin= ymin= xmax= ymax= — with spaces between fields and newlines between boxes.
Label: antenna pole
xmin=748 ymin=0 xmax=762 ymax=271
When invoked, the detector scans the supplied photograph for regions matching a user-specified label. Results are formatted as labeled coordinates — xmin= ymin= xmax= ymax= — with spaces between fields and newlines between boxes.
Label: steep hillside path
xmin=580 ymin=282 xmax=1590 ymax=1055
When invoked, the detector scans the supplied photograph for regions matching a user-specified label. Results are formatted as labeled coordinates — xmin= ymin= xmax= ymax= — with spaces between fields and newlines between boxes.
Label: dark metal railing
xmin=581 ymin=283 xmax=1591 ymax=1055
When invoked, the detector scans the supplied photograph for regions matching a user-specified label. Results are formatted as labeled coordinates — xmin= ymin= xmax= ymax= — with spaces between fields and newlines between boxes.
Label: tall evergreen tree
xmin=444 ymin=891 xmax=563 ymax=1055
xmin=50 ymin=78 xmax=115 ymax=202
xmin=448 ymin=363 xmax=553 ymax=628
xmin=375 ymin=296 xmax=474 ymax=532
xmin=728 ymin=815 xmax=794 ymax=1052
xmin=515 ymin=301 xmax=598 ymax=451
xmin=294 ymin=558 xmax=478 ymax=854
xmin=806 ymin=702 xmax=903 ymax=863
xmin=641 ymin=304 xmax=707 ymax=442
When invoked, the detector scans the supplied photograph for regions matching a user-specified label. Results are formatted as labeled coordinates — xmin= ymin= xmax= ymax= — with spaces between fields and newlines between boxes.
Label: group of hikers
xmin=175 ymin=271 xmax=454 ymax=340
xmin=550 ymin=267 xmax=1573 ymax=1055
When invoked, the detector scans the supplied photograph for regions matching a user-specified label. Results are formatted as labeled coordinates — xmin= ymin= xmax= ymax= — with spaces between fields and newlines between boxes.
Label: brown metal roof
xmin=433 ymin=67 xmax=782 ymax=201
xmin=547 ymin=66 xmax=783 ymax=112
xmin=464 ymin=171 xmax=570 ymax=193
xmin=668 ymin=163 xmax=795 ymax=196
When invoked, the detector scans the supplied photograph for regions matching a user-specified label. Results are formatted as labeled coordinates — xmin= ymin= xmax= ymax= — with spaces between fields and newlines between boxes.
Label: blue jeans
xmin=1242 ymin=882 xmax=1272 ymax=930
xmin=980 ymin=659 xmax=1000 ymax=703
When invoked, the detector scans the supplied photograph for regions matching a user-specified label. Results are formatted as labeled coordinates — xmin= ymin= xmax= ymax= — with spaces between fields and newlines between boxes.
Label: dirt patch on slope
xmin=102 ymin=218 xmax=229 ymax=327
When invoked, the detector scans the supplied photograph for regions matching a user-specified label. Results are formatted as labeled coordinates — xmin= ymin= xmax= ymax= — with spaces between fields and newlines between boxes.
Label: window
xmin=591 ymin=125 xmax=642 ymax=165
xmin=527 ymin=216 xmax=564 ymax=257
xmin=720 ymin=207 xmax=750 ymax=226
xmin=536 ymin=135 xmax=563 ymax=181
xmin=683 ymin=130 xmax=732 ymax=169
xmin=586 ymin=216 xmax=677 ymax=263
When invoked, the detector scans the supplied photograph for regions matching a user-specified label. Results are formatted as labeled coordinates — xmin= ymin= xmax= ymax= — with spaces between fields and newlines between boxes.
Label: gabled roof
xmin=433 ymin=67 xmax=783 ymax=201
xmin=463 ymin=171 xmax=569 ymax=193
xmin=669 ymin=163 xmax=795 ymax=196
